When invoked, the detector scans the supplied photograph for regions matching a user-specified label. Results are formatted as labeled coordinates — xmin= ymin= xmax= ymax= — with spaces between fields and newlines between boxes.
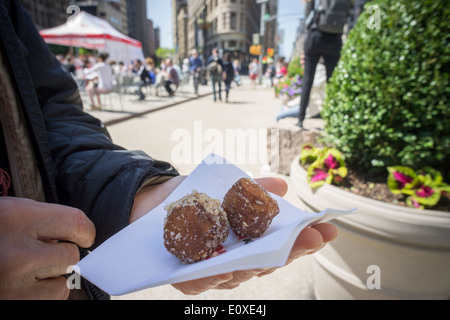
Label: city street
xmin=87 ymin=78 xmax=322 ymax=300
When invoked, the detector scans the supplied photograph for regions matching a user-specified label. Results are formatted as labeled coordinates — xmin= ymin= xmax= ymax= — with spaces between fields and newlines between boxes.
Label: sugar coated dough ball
xmin=222 ymin=178 xmax=279 ymax=238
xmin=163 ymin=190 xmax=229 ymax=264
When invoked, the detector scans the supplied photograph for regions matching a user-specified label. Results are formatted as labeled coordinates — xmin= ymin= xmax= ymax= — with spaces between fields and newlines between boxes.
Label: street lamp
xmin=256 ymin=0 xmax=269 ymax=84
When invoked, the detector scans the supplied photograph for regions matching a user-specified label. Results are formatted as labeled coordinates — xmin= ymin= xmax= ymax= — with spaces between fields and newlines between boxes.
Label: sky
xmin=146 ymin=0 xmax=305 ymax=59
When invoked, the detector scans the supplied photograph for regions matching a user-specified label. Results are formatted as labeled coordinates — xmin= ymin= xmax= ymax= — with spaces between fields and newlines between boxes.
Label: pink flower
xmin=393 ymin=171 xmax=413 ymax=188
xmin=324 ymin=154 xmax=339 ymax=169
xmin=311 ymin=169 xmax=329 ymax=183
xmin=416 ymin=185 xmax=434 ymax=198
xmin=409 ymin=197 xmax=421 ymax=208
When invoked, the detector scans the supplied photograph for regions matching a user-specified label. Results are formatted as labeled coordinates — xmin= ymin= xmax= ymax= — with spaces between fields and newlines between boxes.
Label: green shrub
xmin=321 ymin=0 xmax=450 ymax=177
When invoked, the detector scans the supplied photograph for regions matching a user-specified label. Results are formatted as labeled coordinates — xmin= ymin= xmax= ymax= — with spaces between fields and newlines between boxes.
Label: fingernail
xmin=212 ymin=273 xmax=233 ymax=286
xmin=305 ymin=242 xmax=326 ymax=254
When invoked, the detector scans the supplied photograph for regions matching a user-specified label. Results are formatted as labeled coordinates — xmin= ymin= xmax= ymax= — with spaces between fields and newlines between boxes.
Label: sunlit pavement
xmin=86 ymin=77 xmax=322 ymax=300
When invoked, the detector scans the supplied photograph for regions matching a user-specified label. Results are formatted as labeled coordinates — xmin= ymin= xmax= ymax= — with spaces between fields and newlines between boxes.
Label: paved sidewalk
xmin=84 ymin=78 xmax=322 ymax=300
xmin=82 ymin=80 xmax=215 ymax=126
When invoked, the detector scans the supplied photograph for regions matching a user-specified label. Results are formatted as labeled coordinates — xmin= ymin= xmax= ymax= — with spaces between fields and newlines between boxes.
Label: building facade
xmin=172 ymin=0 xmax=189 ymax=63
xmin=21 ymin=0 xmax=68 ymax=29
xmin=21 ymin=0 xmax=157 ymax=59
xmin=175 ymin=0 xmax=278 ymax=70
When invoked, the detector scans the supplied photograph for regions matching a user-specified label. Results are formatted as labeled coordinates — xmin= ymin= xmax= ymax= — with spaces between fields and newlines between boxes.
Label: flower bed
xmin=300 ymin=145 xmax=450 ymax=212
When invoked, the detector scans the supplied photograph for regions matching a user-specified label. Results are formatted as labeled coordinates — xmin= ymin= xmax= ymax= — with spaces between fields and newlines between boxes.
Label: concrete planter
xmin=290 ymin=155 xmax=450 ymax=300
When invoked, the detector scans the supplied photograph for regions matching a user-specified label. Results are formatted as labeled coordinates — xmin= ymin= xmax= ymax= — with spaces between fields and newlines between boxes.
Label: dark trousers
xmin=224 ymin=80 xmax=232 ymax=99
xmin=298 ymin=30 xmax=342 ymax=124
xmin=165 ymin=80 xmax=174 ymax=95
xmin=211 ymin=75 xmax=222 ymax=101
xmin=137 ymin=80 xmax=148 ymax=100
xmin=193 ymin=72 xmax=200 ymax=94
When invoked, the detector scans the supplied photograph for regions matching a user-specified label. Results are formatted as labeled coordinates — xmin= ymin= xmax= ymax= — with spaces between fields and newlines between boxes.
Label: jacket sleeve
xmin=11 ymin=0 xmax=179 ymax=247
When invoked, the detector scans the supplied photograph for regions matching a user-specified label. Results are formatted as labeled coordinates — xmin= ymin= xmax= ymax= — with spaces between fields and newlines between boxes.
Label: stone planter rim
xmin=290 ymin=155 xmax=450 ymax=249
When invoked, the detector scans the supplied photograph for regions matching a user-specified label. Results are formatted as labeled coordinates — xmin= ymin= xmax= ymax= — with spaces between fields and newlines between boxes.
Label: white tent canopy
xmin=40 ymin=11 xmax=144 ymax=65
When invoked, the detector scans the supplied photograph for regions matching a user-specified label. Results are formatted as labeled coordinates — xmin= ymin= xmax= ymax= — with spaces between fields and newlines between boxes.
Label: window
xmin=230 ymin=12 xmax=236 ymax=30
xmin=240 ymin=13 xmax=245 ymax=31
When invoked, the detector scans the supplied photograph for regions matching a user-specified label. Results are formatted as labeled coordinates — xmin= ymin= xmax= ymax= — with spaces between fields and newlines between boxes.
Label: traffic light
xmin=267 ymin=48 xmax=274 ymax=57
xmin=249 ymin=45 xmax=261 ymax=56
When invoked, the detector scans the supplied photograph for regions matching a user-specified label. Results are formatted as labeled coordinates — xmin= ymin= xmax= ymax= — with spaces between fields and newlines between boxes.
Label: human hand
xmin=0 ymin=197 xmax=96 ymax=300
xmin=171 ymin=177 xmax=337 ymax=294
xmin=130 ymin=176 xmax=337 ymax=295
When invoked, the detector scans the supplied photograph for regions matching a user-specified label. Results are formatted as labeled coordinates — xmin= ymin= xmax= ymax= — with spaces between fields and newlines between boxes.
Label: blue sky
xmin=147 ymin=0 xmax=304 ymax=59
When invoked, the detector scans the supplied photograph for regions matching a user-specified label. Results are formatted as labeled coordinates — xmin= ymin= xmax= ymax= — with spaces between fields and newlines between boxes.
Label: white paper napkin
xmin=76 ymin=154 xmax=356 ymax=296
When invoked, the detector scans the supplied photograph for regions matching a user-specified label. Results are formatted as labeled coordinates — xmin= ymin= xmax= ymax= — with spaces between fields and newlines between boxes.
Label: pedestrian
xmin=222 ymin=52 xmax=235 ymax=103
xmin=84 ymin=52 xmax=113 ymax=110
xmin=206 ymin=48 xmax=223 ymax=102
xmin=297 ymin=0 xmax=351 ymax=129
xmin=182 ymin=58 xmax=190 ymax=86
xmin=233 ymin=59 xmax=241 ymax=86
xmin=248 ymin=57 xmax=259 ymax=89
xmin=0 ymin=0 xmax=337 ymax=300
xmin=189 ymin=49 xmax=203 ymax=95
xmin=266 ymin=61 xmax=276 ymax=88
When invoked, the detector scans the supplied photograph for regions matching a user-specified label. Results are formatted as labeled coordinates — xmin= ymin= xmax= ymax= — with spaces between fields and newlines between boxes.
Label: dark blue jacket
xmin=189 ymin=56 xmax=202 ymax=72
xmin=0 ymin=0 xmax=178 ymax=249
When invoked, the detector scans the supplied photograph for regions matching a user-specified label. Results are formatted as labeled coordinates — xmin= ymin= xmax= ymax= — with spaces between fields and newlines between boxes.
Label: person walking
xmin=206 ymin=48 xmax=223 ymax=102
xmin=233 ymin=59 xmax=241 ymax=86
xmin=248 ymin=58 xmax=259 ymax=89
xmin=297 ymin=0 xmax=351 ymax=129
xmin=222 ymin=52 xmax=235 ymax=103
xmin=189 ymin=50 xmax=203 ymax=95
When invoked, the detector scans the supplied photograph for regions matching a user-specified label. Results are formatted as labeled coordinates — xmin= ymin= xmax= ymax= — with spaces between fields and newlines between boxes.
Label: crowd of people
xmin=56 ymin=47 xmax=289 ymax=108
xmin=184 ymin=48 xmax=245 ymax=103
xmin=56 ymin=53 xmax=181 ymax=108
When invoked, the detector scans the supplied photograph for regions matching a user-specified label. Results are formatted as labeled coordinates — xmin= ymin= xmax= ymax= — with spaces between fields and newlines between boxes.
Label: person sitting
xmin=161 ymin=58 xmax=179 ymax=97
xmin=133 ymin=59 xmax=155 ymax=101
xmin=84 ymin=53 xmax=113 ymax=110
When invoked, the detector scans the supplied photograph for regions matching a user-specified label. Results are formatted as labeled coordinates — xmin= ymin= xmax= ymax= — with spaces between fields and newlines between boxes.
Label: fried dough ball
xmin=222 ymin=178 xmax=279 ymax=238
xmin=163 ymin=190 xmax=229 ymax=264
